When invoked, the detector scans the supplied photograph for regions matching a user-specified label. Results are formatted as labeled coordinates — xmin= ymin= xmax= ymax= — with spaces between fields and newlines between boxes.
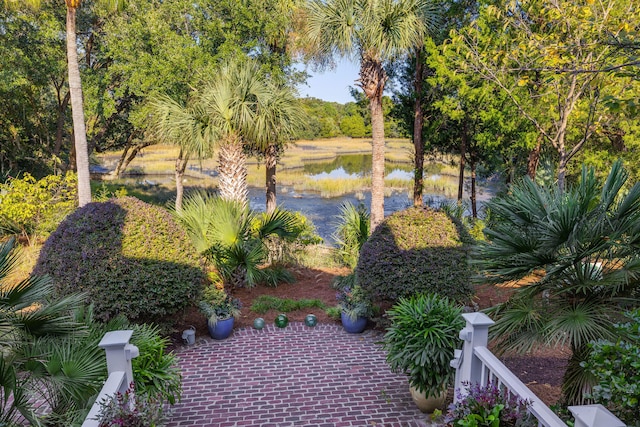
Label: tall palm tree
xmin=474 ymin=160 xmax=640 ymax=404
xmin=249 ymin=83 xmax=304 ymax=213
xmin=305 ymin=0 xmax=436 ymax=229
xmin=4 ymin=0 xmax=126 ymax=207
xmin=151 ymin=59 xmax=300 ymax=208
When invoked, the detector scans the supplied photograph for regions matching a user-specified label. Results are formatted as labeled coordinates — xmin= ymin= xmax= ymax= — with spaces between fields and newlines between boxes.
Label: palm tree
xmin=3 ymin=0 xmax=125 ymax=207
xmin=473 ymin=160 xmax=640 ymax=404
xmin=305 ymin=0 xmax=436 ymax=229
xmin=0 ymin=238 xmax=87 ymax=424
xmin=148 ymin=95 xmax=212 ymax=211
xmin=173 ymin=191 xmax=300 ymax=288
xmin=249 ymin=83 xmax=304 ymax=213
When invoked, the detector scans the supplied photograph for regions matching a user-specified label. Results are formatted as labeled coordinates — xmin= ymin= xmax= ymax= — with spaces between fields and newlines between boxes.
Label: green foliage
xmin=199 ymin=283 xmax=242 ymax=326
xmin=249 ymin=295 xmax=326 ymax=314
xmin=174 ymin=191 xmax=300 ymax=288
xmin=356 ymin=207 xmax=474 ymax=304
xmin=336 ymin=284 xmax=374 ymax=321
xmin=477 ymin=160 xmax=640 ymax=404
xmin=263 ymin=210 xmax=323 ymax=267
xmin=380 ymin=293 xmax=464 ymax=397
xmin=340 ymin=114 xmax=367 ymax=138
xmin=97 ymin=384 xmax=165 ymax=427
xmin=34 ymin=196 xmax=205 ymax=323
xmin=130 ymin=324 xmax=182 ymax=405
xmin=325 ymin=306 xmax=342 ymax=320
xmin=331 ymin=202 xmax=370 ymax=269
xmin=0 ymin=172 xmax=77 ymax=240
xmin=582 ymin=309 xmax=640 ymax=426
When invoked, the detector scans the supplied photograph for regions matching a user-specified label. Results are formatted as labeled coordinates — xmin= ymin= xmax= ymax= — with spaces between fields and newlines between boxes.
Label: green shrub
xmin=583 ymin=309 xmax=640 ymax=426
xmin=331 ymin=202 xmax=370 ymax=268
xmin=33 ymin=197 xmax=205 ymax=323
xmin=0 ymin=172 xmax=77 ymax=241
xmin=263 ymin=210 xmax=323 ymax=266
xmin=356 ymin=207 xmax=473 ymax=304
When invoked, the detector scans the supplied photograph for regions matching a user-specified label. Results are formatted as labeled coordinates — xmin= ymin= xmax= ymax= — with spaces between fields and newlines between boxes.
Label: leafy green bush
xmin=356 ymin=207 xmax=474 ymax=304
xmin=263 ymin=210 xmax=323 ymax=266
xmin=34 ymin=197 xmax=205 ymax=323
xmin=0 ymin=172 xmax=77 ymax=241
xmin=583 ymin=309 xmax=640 ymax=426
xmin=331 ymin=202 xmax=370 ymax=268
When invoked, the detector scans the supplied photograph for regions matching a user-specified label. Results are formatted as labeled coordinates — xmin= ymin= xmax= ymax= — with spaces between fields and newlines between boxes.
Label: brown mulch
xmin=171 ymin=266 xmax=568 ymax=406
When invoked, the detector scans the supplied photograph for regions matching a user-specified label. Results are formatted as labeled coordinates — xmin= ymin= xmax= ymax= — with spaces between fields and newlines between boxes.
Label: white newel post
xmin=99 ymin=329 xmax=139 ymax=388
xmin=568 ymin=405 xmax=625 ymax=427
xmin=452 ymin=312 xmax=494 ymax=402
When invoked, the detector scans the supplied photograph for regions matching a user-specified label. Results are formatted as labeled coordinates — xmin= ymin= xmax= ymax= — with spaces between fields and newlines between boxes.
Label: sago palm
xmin=305 ymin=0 xmax=437 ymax=229
xmin=173 ymin=191 xmax=300 ymax=288
xmin=474 ymin=160 xmax=640 ymax=405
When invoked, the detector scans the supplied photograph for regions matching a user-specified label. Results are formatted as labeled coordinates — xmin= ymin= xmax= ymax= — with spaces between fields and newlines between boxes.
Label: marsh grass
xmin=250 ymin=295 xmax=327 ymax=314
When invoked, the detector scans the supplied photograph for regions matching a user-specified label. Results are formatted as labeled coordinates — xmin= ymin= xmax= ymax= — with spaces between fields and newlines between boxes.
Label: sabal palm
xmin=474 ymin=160 xmax=640 ymax=404
xmin=174 ymin=191 xmax=299 ymax=288
xmin=305 ymin=0 xmax=436 ymax=229
xmin=151 ymin=60 xmax=296 ymax=206
xmin=0 ymin=238 xmax=87 ymax=425
xmin=4 ymin=0 xmax=125 ymax=207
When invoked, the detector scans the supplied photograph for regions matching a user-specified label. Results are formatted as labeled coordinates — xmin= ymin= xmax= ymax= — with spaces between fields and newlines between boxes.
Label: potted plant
xmin=199 ymin=283 xmax=241 ymax=340
xmin=380 ymin=293 xmax=464 ymax=413
xmin=336 ymin=285 xmax=373 ymax=333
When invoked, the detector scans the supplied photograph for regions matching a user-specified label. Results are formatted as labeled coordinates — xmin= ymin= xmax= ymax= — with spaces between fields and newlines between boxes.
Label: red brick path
xmin=166 ymin=323 xmax=431 ymax=427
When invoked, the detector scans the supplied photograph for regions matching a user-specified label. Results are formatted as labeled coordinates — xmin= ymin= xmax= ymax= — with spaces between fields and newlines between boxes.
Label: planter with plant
xmin=199 ymin=283 xmax=241 ymax=340
xmin=380 ymin=293 xmax=464 ymax=412
xmin=336 ymin=285 xmax=373 ymax=333
xmin=445 ymin=382 xmax=536 ymax=427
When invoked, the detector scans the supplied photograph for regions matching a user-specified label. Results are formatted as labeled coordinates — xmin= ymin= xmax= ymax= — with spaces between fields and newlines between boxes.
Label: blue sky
xmin=296 ymin=58 xmax=360 ymax=104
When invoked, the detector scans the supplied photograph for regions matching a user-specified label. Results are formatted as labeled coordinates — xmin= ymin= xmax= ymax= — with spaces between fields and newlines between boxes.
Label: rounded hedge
xmin=34 ymin=197 xmax=205 ymax=322
xmin=356 ymin=207 xmax=474 ymax=304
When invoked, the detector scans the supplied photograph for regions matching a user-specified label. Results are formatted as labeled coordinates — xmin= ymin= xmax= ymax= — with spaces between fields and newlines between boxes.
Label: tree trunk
xmin=470 ymin=152 xmax=477 ymax=219
xmin=458 ymin=123 xmax=467 ymax=203
xmin=175 ymin=150 xmax=189 ymax=211
xmin=369 ymin=93 xmax=385 ymax=230
xmin=66 ymin=6 xmax=92 ymax=207
xmin=217 ymin=136 xmax=248 ymax=204
xmin=557 ymin=149 xmax=567 ymax=192
xmin=527 ymin=139 xmax=542 ymax=180
xmin=54 ymin=91 xmax=71 ymax=157
xmin=265 ymin=143 xmax=277 ymax=214
xmin=412 ymin=48 xmax=425 ymax=207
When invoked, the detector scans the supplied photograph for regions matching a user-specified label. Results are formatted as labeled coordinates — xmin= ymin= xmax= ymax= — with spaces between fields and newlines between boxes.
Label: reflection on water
xmin=107 ymin=154 xmax=497 ymax=243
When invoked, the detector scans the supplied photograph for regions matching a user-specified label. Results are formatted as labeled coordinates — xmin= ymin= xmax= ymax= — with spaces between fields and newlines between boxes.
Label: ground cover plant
xmin=33 ymin=196 xmax=205 ymax=323
xmin=356 ymin=206 xmax=474 ymax=305
xmin=475 ymin=160 xmax=640 ymax=405
xmin=250 ymin=295 xmax=326 ymax=314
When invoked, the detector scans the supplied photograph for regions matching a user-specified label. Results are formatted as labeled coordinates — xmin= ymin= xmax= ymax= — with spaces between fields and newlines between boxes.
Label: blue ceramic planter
xmin=207 ymin=317 xmax=235 ymax=340
xmin=341 ymin=312 xmax=367 ymax=333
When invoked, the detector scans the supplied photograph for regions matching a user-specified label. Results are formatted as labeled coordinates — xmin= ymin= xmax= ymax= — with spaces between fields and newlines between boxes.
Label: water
xmin=106 ymin=154 xmax=498 ymax=243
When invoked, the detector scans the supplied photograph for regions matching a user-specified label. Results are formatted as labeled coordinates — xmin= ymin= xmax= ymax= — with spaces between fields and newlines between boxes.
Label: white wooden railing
xmin=82 ymin=330 xmax=139 ymax=427
xmin=450 ymin=312 xmax=625 ymax=427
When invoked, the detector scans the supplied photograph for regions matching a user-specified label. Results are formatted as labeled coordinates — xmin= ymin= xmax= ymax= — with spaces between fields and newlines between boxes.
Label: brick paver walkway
xmin=166 ymin=323 xmax=431 ymax=427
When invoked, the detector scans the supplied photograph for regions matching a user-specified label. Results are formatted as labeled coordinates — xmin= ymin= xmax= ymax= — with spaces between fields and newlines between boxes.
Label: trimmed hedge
xmin=356 ymin=207 xmax=473 ymax=304
xmin=34 ymin=197 xmax=205 ymax=322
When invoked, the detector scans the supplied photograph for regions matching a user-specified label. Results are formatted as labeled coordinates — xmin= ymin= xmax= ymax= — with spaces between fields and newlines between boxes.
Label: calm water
xmin=108 ymin=154 xmax=497 ymax=243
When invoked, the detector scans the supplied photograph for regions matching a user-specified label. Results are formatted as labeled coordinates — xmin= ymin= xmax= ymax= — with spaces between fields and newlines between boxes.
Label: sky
xmin=296 ymin=58 xmax=360 ymax=104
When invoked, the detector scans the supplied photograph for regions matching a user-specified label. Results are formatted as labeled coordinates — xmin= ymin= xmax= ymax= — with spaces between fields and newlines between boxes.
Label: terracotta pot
xmin=409 ymin=385 xmax=447 ymax=413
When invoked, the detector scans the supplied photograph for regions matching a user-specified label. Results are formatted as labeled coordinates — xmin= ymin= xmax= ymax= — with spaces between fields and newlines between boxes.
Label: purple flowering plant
xmin=97 ymin=383 xmax=165 ymax=427
xmin=446 ymin=382 xmax=536 ymax=427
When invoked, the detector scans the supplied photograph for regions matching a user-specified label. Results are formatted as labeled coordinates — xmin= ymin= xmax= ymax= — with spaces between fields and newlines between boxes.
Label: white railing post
xmin=82 ymin=330 xmax=139 ymax=427
xmin=454 ymin=312 xmax=494 ymax=402
xmin=99 ymin=329 xmax=139 ymax=388
xmin=568 ymin=404 xmax=625 ymax=427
